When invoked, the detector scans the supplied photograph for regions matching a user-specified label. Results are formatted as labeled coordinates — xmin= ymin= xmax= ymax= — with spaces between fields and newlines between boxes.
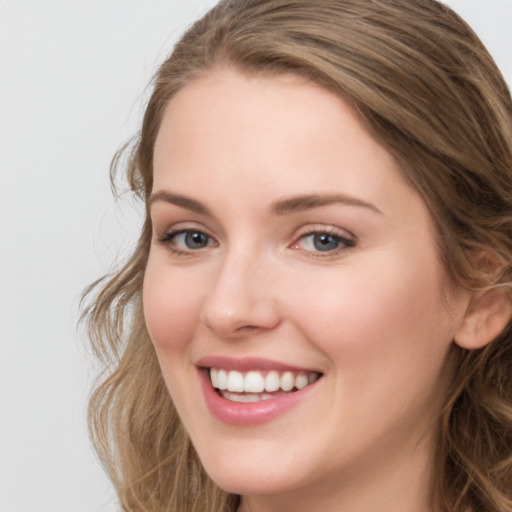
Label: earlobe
xmin=454 ymin=287 xmax=512 ymax=350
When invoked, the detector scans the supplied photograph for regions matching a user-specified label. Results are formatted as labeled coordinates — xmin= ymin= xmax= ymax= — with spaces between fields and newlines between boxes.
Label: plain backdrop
xmin=0 ymin=1 xmax=511 ymax=511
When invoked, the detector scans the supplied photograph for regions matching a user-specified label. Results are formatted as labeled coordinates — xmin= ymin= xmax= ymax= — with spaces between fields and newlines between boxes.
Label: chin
xmin=197 ymin=444 xmax=312 ymax=497
xmin=207 ymin=468 xmax=303 ymax=498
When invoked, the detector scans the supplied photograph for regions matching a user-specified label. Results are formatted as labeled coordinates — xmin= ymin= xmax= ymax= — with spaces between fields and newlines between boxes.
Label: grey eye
xmin=163 ymin=230 xmax=213 ymax=251
xmin=299 ymin=232 xmax=351 ymax=252
xmin=312 ymin=233 xmax=342 ymax=251
xmin=181 ymin=231 xmax=211 ymax=249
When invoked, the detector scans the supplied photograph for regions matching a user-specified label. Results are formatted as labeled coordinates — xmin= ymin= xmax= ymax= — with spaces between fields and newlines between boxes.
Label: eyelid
xmin=154 ymin=220 xmax=213 ymax=239
xmin=155 ymin=222 xmax=218 ymax=255
xmin=289 ymin=225 xmax=356 ymax=255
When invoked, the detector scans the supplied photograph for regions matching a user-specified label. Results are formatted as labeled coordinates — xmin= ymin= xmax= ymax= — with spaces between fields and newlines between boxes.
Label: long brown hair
xmin=82 ymin=1 xmax=512 ymax=510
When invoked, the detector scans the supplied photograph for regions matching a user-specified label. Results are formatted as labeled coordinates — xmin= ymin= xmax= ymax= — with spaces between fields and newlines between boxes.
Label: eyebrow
xmin=148 ymin=190 xmax=381 ymax=216
xmin=148 ymin=190 xmax=211 ymax=215
xmin=270 ymin=193 xmax=382 ymax=215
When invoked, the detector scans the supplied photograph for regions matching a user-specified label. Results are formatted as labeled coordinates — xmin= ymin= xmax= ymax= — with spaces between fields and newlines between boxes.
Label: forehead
xmin=153 ymin=68 xmax=401 ymax=192
xmin=153 ymin=68 xmax=423 ymax=220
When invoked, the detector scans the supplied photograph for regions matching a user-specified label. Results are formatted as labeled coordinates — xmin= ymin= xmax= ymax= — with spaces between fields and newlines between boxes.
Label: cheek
xmin=142 ymin=262 xmax=203 ymax=353
xmin=283 ymin=257 xmax=459 ymax=436
xmin=142 ymin=262 xmax=209 ymax=420
xmin=285 ymin=253 xmax=455 ymax=368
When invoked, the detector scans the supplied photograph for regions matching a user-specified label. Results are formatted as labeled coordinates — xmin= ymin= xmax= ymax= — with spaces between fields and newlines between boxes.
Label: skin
xmin=143 ymin=68 xmax=474 ymax=512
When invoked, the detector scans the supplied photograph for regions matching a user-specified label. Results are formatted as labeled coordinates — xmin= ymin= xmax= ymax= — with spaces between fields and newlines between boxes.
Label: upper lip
xmin=196 ymin=356 xmax=320 ymax=373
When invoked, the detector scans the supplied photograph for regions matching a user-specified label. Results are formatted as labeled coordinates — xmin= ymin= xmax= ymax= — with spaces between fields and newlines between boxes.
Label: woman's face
xmin=144 ymin=69 xmax=471 ymax=508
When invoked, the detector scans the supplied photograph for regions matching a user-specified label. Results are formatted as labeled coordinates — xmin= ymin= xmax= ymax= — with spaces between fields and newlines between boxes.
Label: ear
xmin=454 ymin=286 xmax=512 ymax=350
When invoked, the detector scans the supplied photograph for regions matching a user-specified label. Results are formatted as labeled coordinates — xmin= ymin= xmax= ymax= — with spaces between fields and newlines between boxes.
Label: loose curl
xmin=82 ymin=1 xmax=512 ymax=510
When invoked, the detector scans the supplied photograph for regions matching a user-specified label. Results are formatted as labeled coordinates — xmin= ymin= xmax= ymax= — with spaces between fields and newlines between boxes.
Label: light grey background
xmin=0 ymin=1 xmax=511 ymax=511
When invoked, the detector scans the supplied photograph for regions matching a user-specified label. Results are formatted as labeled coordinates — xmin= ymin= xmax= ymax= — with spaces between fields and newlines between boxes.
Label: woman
xmin=82 ymin=0 xmax=512 ymax=510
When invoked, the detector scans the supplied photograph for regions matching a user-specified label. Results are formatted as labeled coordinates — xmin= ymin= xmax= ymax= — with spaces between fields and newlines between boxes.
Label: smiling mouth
xmin=208 ymin=368 xmax=322 ymax=403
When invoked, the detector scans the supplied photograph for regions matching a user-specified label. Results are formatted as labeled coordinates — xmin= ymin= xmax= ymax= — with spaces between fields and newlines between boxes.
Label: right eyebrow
xmin=148 ymin=190 xmax=211 ymax=216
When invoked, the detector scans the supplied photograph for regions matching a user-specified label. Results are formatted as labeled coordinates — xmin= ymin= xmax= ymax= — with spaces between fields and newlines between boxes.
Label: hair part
xmin=82 ymin=1 xmax=512 ymax=510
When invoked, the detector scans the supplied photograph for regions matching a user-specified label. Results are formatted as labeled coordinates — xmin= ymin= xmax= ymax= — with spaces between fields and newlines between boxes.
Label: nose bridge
xmin=200 ymin=243 xmax=279 ymax=337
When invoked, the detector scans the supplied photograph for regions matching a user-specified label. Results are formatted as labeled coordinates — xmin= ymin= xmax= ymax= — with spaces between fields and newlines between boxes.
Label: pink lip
xmin=196 ymin=358 xmax=322 ymax=426
xmin=196 ymin=356 xmax=315 ymax=373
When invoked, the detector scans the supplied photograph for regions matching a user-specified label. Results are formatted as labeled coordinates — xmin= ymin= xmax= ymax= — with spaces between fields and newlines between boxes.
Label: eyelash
xmin=157 ymin=228 xmax=217 ymax=256
xmin=156 ymin=226 xmax=356 ymax=258
xmin=290 ymin=228 xmax=355 ymax=258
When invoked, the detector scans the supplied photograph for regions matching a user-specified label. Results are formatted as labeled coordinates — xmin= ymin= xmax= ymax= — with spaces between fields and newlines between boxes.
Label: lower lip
xmin=198 ymin=369 xmax=319 ymax=426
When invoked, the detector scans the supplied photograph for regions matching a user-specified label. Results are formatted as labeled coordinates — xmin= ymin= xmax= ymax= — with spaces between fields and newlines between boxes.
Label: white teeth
xmin=226 ymin=370 xmax=244 ymax=392
xmin=217 ymin=369 xmax=228 ymax=390
xmin=244 ymin=371 xmax=265 ymax=393
xmin=295 ymin=374 xmax=309 ymax=390
xmin=265 ymin=371 xmax=280 ymax=392
xmin=222 ymin=391 xmax=277 ymax=402
xmin=210 ymin=368 xmax=321 ymax=395
xmin=210 ymin=368 xmax=219 ymax=388
xmin=210 ymin=368 xmax=229 ymax=390
xmin=280 ymin=371 xmax=294 ymax=391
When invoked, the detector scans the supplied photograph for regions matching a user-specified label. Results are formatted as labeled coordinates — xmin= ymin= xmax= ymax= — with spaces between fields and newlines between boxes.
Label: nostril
xmin=234 ymin=325 xmax=259 ymax=333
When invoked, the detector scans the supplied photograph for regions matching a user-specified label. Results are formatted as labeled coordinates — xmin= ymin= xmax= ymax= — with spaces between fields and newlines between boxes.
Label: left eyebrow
xmin=270 ymin=193 xmax=382 ymax=215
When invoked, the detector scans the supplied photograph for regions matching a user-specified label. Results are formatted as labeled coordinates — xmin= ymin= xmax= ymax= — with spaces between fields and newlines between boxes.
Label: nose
xmin=200 ymin=251 xmax=281 ymax=339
